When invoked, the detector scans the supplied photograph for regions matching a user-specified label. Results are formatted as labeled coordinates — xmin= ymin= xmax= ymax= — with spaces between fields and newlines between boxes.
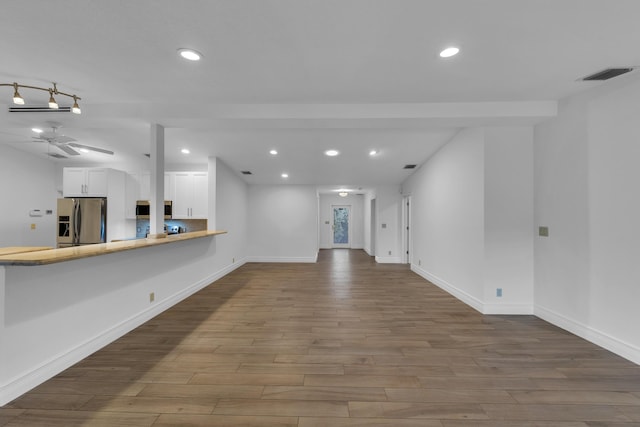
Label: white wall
xmin=484 ymin=127 xmax=534 ymax=313
xmin=403 ymin=126 xmax=534 ymax=314
xmin=0 ymin=146 xmax=58 ymax=248
xmin=215 ymin=158 xmax=248 ymax=265
xmin=403 ymin=128 xmax=485 ymax=306
xmin=372 ymin=186 xmax=402 ymax=263
xmin=318 ymin=193 xmax=364 ymax=249
xmin=247 ymin=185 xmax=318 ymax=262
xmin=535 ymin=74 xmax=640 ymax=363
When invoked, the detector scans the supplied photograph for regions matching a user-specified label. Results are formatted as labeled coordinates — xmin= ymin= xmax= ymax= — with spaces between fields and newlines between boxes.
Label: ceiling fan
xmin=32 ymin=126 xmax=114 ymax=156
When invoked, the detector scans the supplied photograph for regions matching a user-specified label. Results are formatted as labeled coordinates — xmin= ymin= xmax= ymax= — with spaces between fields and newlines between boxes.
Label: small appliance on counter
xmin=167 ymin=225 xmax=186 ymax=235
xmin=57 ymin=198 xmax=107 ymax=248
xmin=136 ymin=200 xmax=172 ymax=219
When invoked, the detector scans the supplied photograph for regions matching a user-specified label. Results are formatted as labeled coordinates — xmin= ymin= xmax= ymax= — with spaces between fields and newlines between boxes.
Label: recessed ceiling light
xmin=339 ymin=192 xmax=348 ymax=197
xmin=369 ymin=150 xmax=378 ymax=156
xmin=281 ymin=173 xmax=289 ymax=178
xmin=79 ymin=148 xmax=90 ymax=153
xmin=178 ymin=48 xmax=202 ymax=61
xmin=439 ymin=47 xmax=460 ymax=58
xmin=325 ymin=149 xmax=339 ymax=157
xmin=270 ymin=149 xmax=278 ymax=155
xmin=181 ymin=148 xmax=190 ymax=154
xmin=32 ymin=128 xmax=43 ymax=133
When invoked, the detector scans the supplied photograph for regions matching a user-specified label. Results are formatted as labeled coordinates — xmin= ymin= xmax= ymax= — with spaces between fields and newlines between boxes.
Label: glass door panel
xmin=333 ymin=206 xmax=350 ymax=248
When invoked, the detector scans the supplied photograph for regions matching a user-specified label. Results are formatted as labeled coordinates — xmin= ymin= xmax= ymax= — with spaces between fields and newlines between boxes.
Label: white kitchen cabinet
xmin=63 ymin=168 xmax=108 ymax=197
xmin=172 ymin=172 xmax=208 ymax=219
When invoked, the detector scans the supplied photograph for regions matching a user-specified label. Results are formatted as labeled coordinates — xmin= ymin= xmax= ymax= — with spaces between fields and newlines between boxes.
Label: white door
xmin=332 ymin=205 xmax=351 ymax=248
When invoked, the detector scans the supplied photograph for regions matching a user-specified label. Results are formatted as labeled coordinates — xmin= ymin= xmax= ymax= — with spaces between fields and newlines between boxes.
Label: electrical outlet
xmin=149 ymin=292 xmax=155 ymax=303
xmin=418 ymin=259 xmax=421 ymax=266
xmin=30 ymin=223 xmax=36 ymax=230
xmin=539 ymin=226 xmax=549 ymax=237
xmin=496 ymin=288 xmax=502 ymax=297
xmin=388 ymin=250 xmax=391 ymax=255
xmin=232 ymin=257 xmax=235 ymax=263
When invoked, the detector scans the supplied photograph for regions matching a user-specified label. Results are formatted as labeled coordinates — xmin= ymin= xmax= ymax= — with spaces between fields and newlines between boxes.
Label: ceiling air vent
xmin=241 ymin=171 xmax=252 ymax=175
xmin=47 ymin=153 xmax=67 ymax=159
xmin=403 ymin=164 xmax=417 ymax=169
xmin=9 ymin=106 xmax=72 ymax=113
xmin=581 ymin=68 xmax=634 ymax=81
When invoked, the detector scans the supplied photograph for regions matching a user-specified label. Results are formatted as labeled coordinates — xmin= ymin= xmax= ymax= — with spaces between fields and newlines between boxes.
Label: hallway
xmin=3 ymin=249 xmax=640 ymax=426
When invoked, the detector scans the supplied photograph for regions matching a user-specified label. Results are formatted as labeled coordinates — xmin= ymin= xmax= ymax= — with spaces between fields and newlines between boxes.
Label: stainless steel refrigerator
xmin=57 ymin=198 xmax=107 ymax=247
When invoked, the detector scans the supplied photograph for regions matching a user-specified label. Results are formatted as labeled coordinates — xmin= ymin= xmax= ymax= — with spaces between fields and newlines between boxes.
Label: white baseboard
xmin=375 ymin=256 xmax=403 ymax=264
xmin=411 ymin=265 xmax=535 ymax=315
xmin=247 ymin=255 xmax=317 ymax=263
xmin=411 ymin=264 xmax=484 ymax=313
xmin=535 ymin=305 xmax=640 ymax=366
xmin=0 ymin=260 xmax=246 ymax=406
xmin=483 ymin=303 xmax=534 ymax=315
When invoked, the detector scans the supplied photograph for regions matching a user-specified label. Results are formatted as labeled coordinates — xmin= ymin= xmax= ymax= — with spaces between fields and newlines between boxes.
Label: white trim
xmin=401 ymin=196 xmax=411 ymax=264
xmin=483 ymin=303 xmax=533 ymax=315
xmin=0 ymin=260 xmax=246 ymax=406
xmin=375 ymin=256 xmax=403 ymax=264
xmin=535 ymin=305 xmax=640 ymax=366
xmin=411 ymin=264 xmax=484 ymax=313
xmin=246 ymin=254 xmax=318 ymax=263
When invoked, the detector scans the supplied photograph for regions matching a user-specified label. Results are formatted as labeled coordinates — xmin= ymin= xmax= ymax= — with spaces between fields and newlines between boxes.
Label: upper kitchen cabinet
xmin=172 ymin=172 xmax=208 ymax=219
xmin=63 ymin=168 xmax=109 ymax=197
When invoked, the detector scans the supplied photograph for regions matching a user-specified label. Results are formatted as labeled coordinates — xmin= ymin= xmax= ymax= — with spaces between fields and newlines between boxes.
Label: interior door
xmin=332 ymin=205 xmax=351 ymax=248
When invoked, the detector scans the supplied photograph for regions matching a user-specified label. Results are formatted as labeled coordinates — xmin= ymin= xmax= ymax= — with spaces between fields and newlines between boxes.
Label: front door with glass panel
xmin=332 ymin=205 xmax=351 ymax=248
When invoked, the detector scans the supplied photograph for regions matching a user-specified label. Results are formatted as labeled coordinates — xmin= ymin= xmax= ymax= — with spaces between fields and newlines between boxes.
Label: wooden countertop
xmin=0 ymin=246 xmax=53 ymax=256
xmin=0 ymin=230 xmax=226 ymax=266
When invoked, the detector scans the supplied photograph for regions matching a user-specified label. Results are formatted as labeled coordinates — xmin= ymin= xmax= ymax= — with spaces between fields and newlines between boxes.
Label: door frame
xmin=331 ymin=204 xmax=352 ymax=248
xmin=402 ymin=196 xmax=411 ymax=264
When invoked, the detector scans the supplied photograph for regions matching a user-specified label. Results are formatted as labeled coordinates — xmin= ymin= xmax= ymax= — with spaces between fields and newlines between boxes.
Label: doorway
xmin=332 ymin=205 xmax=351 ymax=248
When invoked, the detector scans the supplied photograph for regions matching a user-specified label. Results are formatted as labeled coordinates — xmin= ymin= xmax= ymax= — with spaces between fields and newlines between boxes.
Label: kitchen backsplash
xmin=135 ymin=219 xmax=208 ymax=238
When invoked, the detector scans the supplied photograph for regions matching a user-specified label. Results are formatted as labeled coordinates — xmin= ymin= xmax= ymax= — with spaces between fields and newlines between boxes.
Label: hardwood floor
xmin=3 ymin=249 xmax=640 ymax=426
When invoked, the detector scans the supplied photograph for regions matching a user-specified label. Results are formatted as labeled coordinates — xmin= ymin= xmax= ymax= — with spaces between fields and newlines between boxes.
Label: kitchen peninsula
xmin=0 ymin=229 xmax=231 ymax=406
xmin=0 ymin=230 xmax=225 ymax=265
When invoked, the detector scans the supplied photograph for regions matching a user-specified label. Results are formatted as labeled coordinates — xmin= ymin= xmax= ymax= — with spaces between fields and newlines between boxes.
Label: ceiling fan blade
xmin=53 ymin=135 xmax=76 ymax=144
xmin=56 ymin=144 xmax=81 ymax=156
xmin=68 ymin=143 xmax=114 ymax=155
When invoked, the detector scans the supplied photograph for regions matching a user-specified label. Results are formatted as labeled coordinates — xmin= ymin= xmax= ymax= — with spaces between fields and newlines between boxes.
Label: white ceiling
xmin=1 ymin=0 xmax=639 ymax=190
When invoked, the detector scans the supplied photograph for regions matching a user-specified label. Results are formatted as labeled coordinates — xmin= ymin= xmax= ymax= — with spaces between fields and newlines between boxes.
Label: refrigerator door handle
xmin=74 ymin=200 xmax=81 ymax=245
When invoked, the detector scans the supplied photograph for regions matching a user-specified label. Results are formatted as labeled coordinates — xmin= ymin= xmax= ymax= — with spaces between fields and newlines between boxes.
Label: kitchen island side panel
xmin=0 ymin=233 xmax=238 ymax=405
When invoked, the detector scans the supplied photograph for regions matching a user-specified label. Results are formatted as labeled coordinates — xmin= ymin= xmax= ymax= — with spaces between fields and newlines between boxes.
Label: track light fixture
xmin=1 ymin=82 xmax=82 ymax=114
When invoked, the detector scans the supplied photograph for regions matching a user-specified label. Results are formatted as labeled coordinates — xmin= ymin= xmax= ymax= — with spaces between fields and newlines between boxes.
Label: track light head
xmin=72 ymin=96 xmax=81 ymax=114
xmin=12 ymin=83 xmax=24 ymax=105
xmin=48 ymin=89 xmax=59 ymax=109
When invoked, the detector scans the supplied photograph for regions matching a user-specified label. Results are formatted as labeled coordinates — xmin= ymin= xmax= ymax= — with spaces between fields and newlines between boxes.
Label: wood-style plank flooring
xmin=3 ymin=249 xmax=640 ymax=426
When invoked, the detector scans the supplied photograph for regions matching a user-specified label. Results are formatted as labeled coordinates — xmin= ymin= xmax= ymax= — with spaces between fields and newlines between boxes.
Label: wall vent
xmin=403 ymin=164 xmax=417 ymax=169
xmin=9 ymin=106 xmax=72 ymax=113
xmin=581 ymin=68 xmax=634 ymax=81
xmin=241 ymin=171 xmax=253 ymax=175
